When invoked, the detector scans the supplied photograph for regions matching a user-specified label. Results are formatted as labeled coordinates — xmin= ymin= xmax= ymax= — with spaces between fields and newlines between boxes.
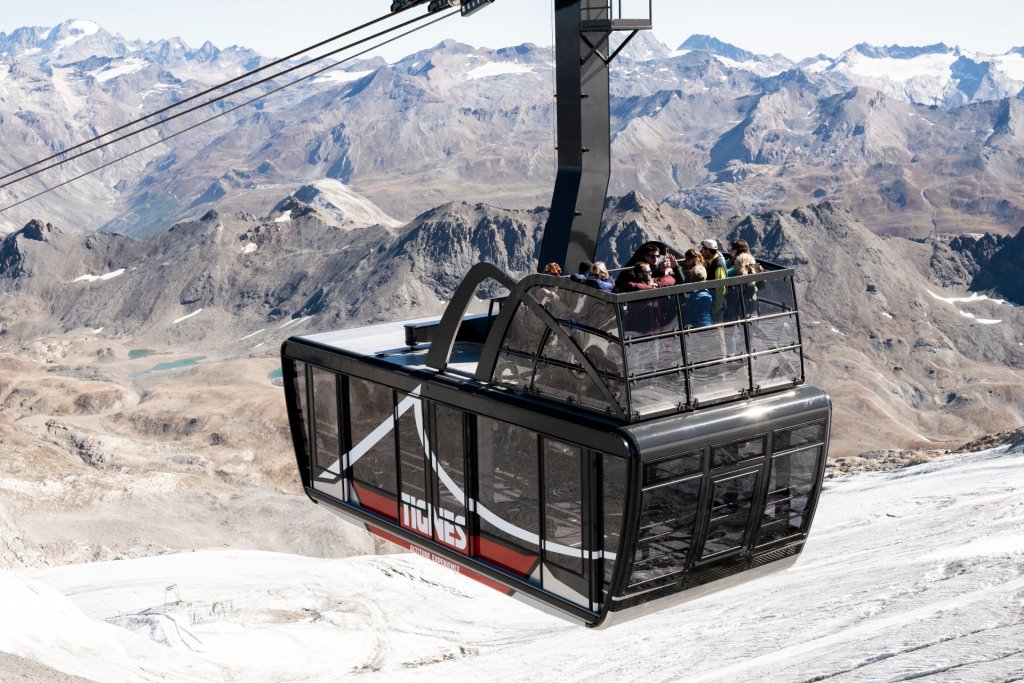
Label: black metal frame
xmin=537 ymin=0 xmax=652 ymax=271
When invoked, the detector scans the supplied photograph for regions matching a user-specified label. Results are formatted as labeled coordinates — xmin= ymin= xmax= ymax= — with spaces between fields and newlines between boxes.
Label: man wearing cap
xmin=699 ymin=239 xmax=728 ymax=322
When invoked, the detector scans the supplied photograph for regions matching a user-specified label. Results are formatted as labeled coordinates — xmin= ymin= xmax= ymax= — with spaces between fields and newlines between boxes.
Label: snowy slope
xmin=5 ymin=441 xmax=1024 ymax=681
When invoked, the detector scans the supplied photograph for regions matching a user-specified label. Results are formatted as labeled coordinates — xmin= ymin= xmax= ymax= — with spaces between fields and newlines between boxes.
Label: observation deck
xmin=407 ymin=260 xmax=805 ymax=423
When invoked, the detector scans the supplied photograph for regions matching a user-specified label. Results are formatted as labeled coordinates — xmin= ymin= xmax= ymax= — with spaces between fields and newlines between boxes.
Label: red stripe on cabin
xmin=476 ymin=536 xmax=538 ymax=578
xmin=352 ymin=482 xmax=398 ymax=520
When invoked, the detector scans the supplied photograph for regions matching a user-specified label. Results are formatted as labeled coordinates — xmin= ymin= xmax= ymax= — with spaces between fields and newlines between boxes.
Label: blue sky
xmin=3 ymin=1 xmax=1023 ymax=61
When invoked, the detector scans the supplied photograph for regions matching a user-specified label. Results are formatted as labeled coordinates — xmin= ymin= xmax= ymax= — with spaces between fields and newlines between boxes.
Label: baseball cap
xmin=701 ymin=239 xmax=718 ymax=250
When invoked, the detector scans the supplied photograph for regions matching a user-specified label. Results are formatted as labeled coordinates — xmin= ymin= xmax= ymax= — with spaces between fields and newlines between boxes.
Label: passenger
xmin=586 ymin=261 xmax=614 ymax=291
xmin=699 ymin=239 xmax=728 ymax=322
xmin=619 ymin=262 xmax=659 ymax=291
xmin=639 ymin=243 xmax=678 ymax=287
xmin=676 ymin=248 xmax=705 ymax=282
xmin=682 ymin=266 xmax=713 ymax=328
xmin=732 ymin=252 xmax=763 ymax=317
xmin=569 ymin=261 xmax=592 ymax=283
xmin=543 ymin=262 xmax=562 ymax=277
xmin=727 ymin=239 xmax=751 ymax=271
xmin=613 ymin=240 xmax=678 ymax=291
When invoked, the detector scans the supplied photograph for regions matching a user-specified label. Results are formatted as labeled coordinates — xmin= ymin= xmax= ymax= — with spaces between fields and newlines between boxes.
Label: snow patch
xmin=993 ymin=53 xmax=1024 ymax=81
xmin=311 ymin=69 xmax=373 ymax=86
xmin=927 ymin=290 xmax=1008 ymax=306
xmin=172 ymin=310 xmax=202 ymax=325
xmin=74 ymin=269 xmax=125 ymax=283
xmin=923 ymin=534 xmax=1024 ymax=561
xmin=290 ymin=179 xmax=403 ymax=229
xmin=54 ymin=20 xmax=100 ymax=50
xmin=91 ymin=58 xmax=146 ymax=83
xmin=91 ymin=327 xmax=104 ymax=334
xmin=465 ymin=62 xmax=535 ymax=80
xmin=242 ymin=243 xmax=258 ymax=254
xmin=838 ymin=52 xmax=957 ymax=83
xmin=239 ymin=329 xmax=265 ymax=341
xmin=279 ymin=316 xmax=312 ymax=329
xmin=274 ymin=211 xmax=292 ymax=223
xmin=715 ymin=55 xmax=784 ymax=77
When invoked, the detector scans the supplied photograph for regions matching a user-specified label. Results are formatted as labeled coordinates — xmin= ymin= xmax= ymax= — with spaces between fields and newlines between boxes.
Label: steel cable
xmin=0 ymin=8 xmax=459 ymax=214
xmin=0 ymin=6 xmax=437 ymax=193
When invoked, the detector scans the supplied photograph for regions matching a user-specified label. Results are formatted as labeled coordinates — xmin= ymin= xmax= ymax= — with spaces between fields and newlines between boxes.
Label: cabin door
xmin=396 ymin=393 xmax=470 ymax=555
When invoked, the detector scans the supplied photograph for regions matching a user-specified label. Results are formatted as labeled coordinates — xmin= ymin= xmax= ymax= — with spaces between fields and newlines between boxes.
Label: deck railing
xmin=481 ymin=262 xmax=804 ymax=422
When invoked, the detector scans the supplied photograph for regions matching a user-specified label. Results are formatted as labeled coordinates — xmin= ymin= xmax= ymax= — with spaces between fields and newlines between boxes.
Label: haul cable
xmin=0 ymin=9 xmax=459 ymax=214
xmin=0 ymin=7 xmax=437 ymax=193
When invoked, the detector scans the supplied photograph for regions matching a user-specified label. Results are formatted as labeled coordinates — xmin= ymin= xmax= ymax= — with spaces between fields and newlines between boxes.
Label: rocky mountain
xmin=2 ymin=20 xmax=1024 ymax=239
xmin=1 ymin=196 xmax=1021 ymax=457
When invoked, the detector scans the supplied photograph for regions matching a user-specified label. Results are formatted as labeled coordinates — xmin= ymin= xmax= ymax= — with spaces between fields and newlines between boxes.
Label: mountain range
xmin=2 ymin=20 xmax=1024 ymax=238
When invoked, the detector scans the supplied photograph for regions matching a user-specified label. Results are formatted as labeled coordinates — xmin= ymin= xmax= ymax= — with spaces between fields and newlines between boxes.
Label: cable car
xmin=281 ymin=0 xmax=831 ymax=627
xmin=282 ymin=262 xmax=831 ymax=627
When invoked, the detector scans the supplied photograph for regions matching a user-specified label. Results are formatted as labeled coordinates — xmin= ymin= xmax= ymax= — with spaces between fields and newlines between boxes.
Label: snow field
xmin=5 ymin=443 xmax=1023 ymax=681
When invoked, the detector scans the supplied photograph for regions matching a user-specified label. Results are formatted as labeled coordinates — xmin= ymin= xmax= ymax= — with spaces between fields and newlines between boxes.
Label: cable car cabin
xmin=281 ymin=260 xmax=831 ymax=628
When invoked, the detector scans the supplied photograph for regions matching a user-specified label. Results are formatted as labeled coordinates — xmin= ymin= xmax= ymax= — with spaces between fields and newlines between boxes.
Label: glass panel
xmin=757 ymin=446 xmax=822 ymax=546
xmin=755 ymin=276 xmax=797 ymax=315
xmin=684 ymin=327 xmax=727 ymax=365
xmin=533 ymin=361 xmax=611 ymax=411
xmin=603 ymin=454 xmax=627 ymax=600
xmin=724 ymin=281 xmax=762 ymax=322
xmin=433 ymin=404 xmax=469 ymax=553
xmin=723 ymin=321 xmax=749 ymax=358
xmin=311 ymin=367 xmax=341 ymax=476
xmin=576 ymin=333 xmax=624 ymax=379
xmin=502 ymin=299 xmax=546 ymax=355
xmin=619 ymin=299 xmax=679 ymax=339
xmin=349 ymin=377 xmax=398 ymax=517
xmin=629 ymin=373 xmax=687 ymax=415
xmin=702 ymin=471 xmax=758 ymax=558
xmin=757 ymin=515 xmax=806 ymax=545
xmin=752 ymin=348 xmax=802 ymax=390
xmin=689 ymin=359 xmax=749 ymax=404
xmin=531 ymin=284 xmax=574 ymax=322
xmin=566 ymin=292 xmax=619 ymax=338
xmin=748 ymin=314 xmax=799 ymax=353
xmin=681 ymin=290 xmax=713 ymax=329
xmin=541 ymin=327 xmax=584 ymax=366
xmin=398 ymin=393 xmax=430 ymax=537
xmin=711 ymin=436 xmax=766 ymax=469
xmin=625 ymin=336 xmax=682 ymax=376
xmin=493 ymin=351 xmax=534 ymax=388
xmin=476 ymin=417 xmax=540 ymax=577
xmin=544 ymin=439 xmax=584 ymax=576
xmin=644 ymin=450 xmax=702 ymax=486
xmin=773 ymin=421 xmax=827 ymax=452
xmin=291 ymin=361 xmax=311 ymax=464
xmin=629 ymin=477 xmax=701 ymax=587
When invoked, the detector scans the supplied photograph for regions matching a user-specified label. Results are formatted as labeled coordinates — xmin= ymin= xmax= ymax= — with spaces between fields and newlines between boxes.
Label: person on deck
xmin=586 ymin=261 xmax=614 ymax=291
xmin=570 ymin=261 xmax=592 ymax=283
xmin=676 ymin=248 xmax=705 ymax=283
xmin=727 ymin=239 xmax=751 ymax=271
xmin=682 ymin=266 xmax=713 ymax=328
xmin=639 ymin=243 xmax=678 ymax=287
xmin=699 ymin=239 xmax=728 ymax=322
xmin=618 ymin=262 xmax=658 ymax=291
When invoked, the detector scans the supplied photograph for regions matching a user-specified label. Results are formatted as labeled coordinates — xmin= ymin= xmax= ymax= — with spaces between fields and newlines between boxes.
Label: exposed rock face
xmin=969 ymin=227 xmax=1024 ymax=303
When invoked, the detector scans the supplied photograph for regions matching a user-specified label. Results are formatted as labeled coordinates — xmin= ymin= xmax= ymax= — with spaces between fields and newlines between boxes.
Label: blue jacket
xmin=683 ymin=289 xmax=713 ymax=328
xmin=586 ymin=275 xmax=614 ymax=292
